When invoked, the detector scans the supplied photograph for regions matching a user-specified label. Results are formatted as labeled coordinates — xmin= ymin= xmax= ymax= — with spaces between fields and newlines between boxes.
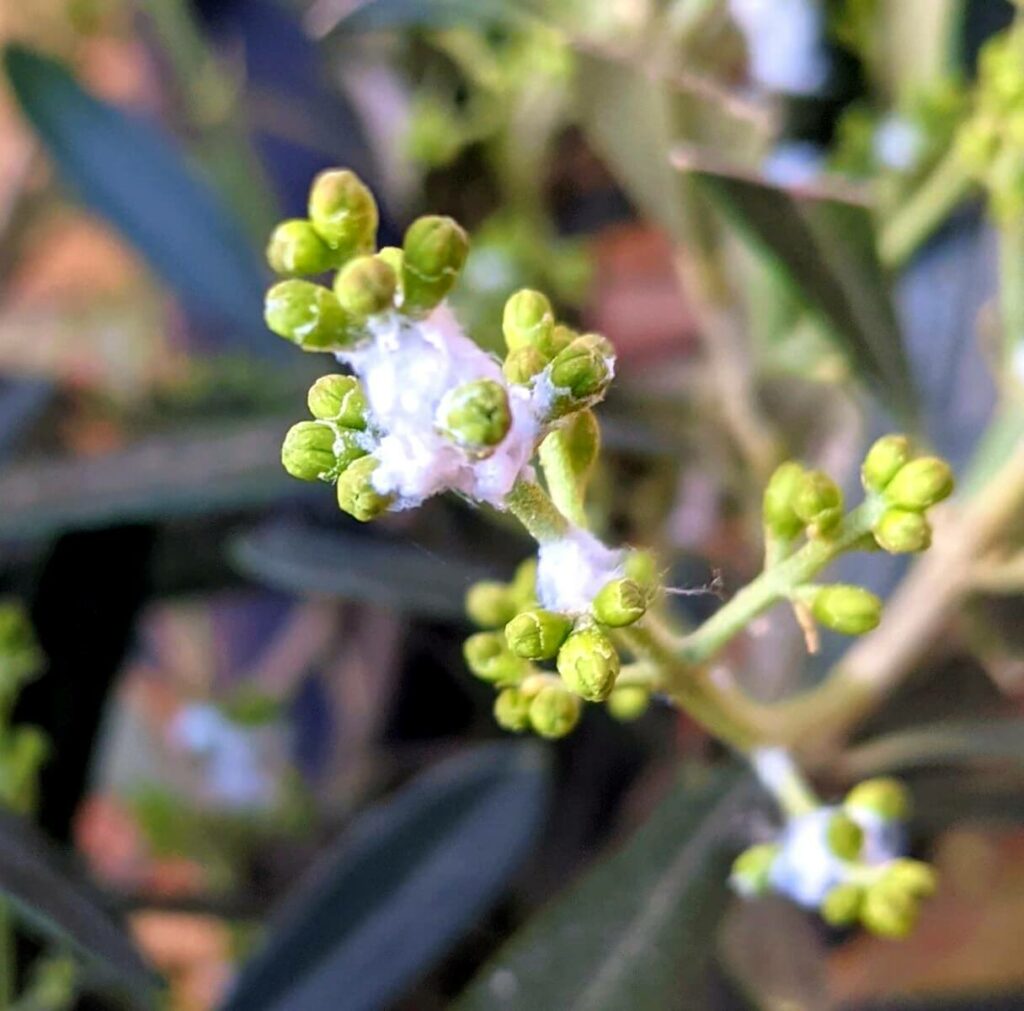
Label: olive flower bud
xmin=307 ymin=374 xmax=367 ymax=428
xmin=401 ymin=215 xmax=469 ymax=316
xmin=844 ymin=777 xmax=910 ymax=822
xmin=502 ymin=288 xmax=555 ymax=353
xmin=265 ymin=280 xmax=359 ymax=351
xmin=624 ymin=549 xmax=659 ymax=589
xmin=861 ymin=881 xmax=919 ymax=939
xmin=463 ymin=631 xmax=528 ymax=684
xmin=883 ymin=859 xmax=937 ymax=899
xmin=730 ymin=843 xmax=779 ymax=897
xmin=266 ymin=219 xmax=336 ymax=276
xmin=510 ymin=558 xmax=538 ymax=609
xmin=607 ymin=685 xmax=651 ymax=722
xmin=794 ymin=470 xmax=844 ymax=536
xmin=763 ymin=461 xmax=807 ymax=539
xmin=333 ymin=254 xmax=398 ymax=319
xmin=821 ymin=883 xmax=864 ymax=927
xmin=437 ymin=379 xmax=511 ymax=453
xmin=505 ymin=609 xmax=573 ymax=660
xmin=377 ymin=245 xmax=404 ymax=276
xmin=557 ymin=626 xmax=620 ymax=701
xmin=592 ymin=577 xmax=646 ymax=627
xmin=307 ymin=169 xmax=378 ymax=259
xmin=281 ymin=421 xmax=366 ymax=482
xmin=559 ymin=409 xmax=601 ymax=481
xmin=503 ymin=347 xmax=547 ymax=384
xmin=873 ymin=508 xmax=932 ymax=553
xmin=465 ymin=581 xmax=518 ymax=629
xmin=528 ymin=684 xmax=581 ymax=739
xmin=884 ymin=457 xmax=955 ymax=511
xmin=809 ymin=585 xmax=882 ymax=635
xmin=546 ymin=339 xmax=612 ymax=418
xmin=826 ymin=812 xmax=864 ymax=861
xmin=493 ymin=687 xmax=532 ymax=733
xmin=861 ymin=434 xmax=912 ymax=492
xmin=335 ymin=456 xmax=393 ymax=521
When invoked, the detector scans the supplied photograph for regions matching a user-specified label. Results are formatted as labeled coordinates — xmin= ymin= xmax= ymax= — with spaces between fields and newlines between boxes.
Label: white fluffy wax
xmin=536 ymin=527 xmax=625 ymax=614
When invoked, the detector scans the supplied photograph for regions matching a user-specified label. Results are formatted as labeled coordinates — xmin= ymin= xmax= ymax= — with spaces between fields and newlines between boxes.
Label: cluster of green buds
xmin=762 ymin=434 xmax=954 ymax=638
xmin=731 ymin=777 xmax=937 ymax=938
xmin=463 ymin=550 xmax=659 ymax=738
xmin=956 ymin=22 xmax=1024 ymax=222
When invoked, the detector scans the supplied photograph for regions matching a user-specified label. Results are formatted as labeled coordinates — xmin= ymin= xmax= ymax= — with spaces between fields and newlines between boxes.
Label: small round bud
xmin=845 ymin=778 xmax=910 ymax=822
xmin=518 ymin=673 xmax=549 ymax=699
xmin=883 ymin=859 xmax=937 ymax=899
xmin=266 ymin=219 xmax=335 ymax=276
xmin=281 ymin=421 xmax=338 ymax=482
xmin=545 ymin=339 xmax=612 ymax=418
xmin=574 ymin=332 xmax=615 ymax=358
xmin=465 ymin=581 xmax=518 ymax=629
xmin=377 ymin=245 xmax=404 ymax=276
xmin=503 ymin=347 xmax=547 ymax=384
xmin=548 ymin=324 xmax=577 ymax=357
xmin=794 ymin=470 xmax=844 ymax=536
xmin=862 ymin=434 xmax=912 ymax=492
xmin=560 ymin=409 xmax=601 ymax=479
xmin=505 ymin=609 xmax=573 ymax=660
xmin=265 ymin=280 xmax=359 ymax=351
xmin=401 ymin=215 xmax=470 ymax=315
xmin=557 ymin=626 xmax=620 ymax=701
xmin=592 ymin=578 xmax=646 ymax=627
xmin=493 ymin=688 xmax=532 ymax=733
xmin=861 ymin=881 xmax=919 ymax=939
xmin=730 ymin=843 xmax=779 ymax=897
xmin=884 ymin=457 xmax=955 ymax=511
xmin=873 ymin=508 xmax=932 ymax=553
xmin=510 ymin=558 xmax=538 ymax=609
xmin=607 ymin=685 xmax=651 ymax=722
xmin=810 ymin=585 xmax=882 ymax=636
xmin=333 ymin=255 xmax=398 ymax=319
xmin=335 ymin=456 xmax=393 ymax=521
xmin=528 ymin=685 xmax=581 ymax=739
xmin=624 ymin=549 xmax=659 ymax=589
xmin=821 ymin=883 xmax=864 ymax=927
xmin=307 ymin=169 xmax=378 ymax=259
xmin=826 ymin=811 xmax=864 ymax=861
xmin=502 ymin=288 xmax=555 ymax=353
xmin=763 ymin=462 xmax=807 ymax=539
xmin=463 ymin=631 xmax=528 ymax=684
xmin=307 ymin=374 xmax=367 ymax=428
xmin=437 ymin=379 xmax=511 ymax=453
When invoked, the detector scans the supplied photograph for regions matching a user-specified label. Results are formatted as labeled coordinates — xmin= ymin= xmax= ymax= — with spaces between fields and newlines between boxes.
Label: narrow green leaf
xmin=2 ymin=45 xmax=273 ymax=351
xmin=223 ymin=743 xmax=550 ymax=1011
xmin=333 ymin=0 xmax=528 ymax=32
xmin=0 ymin=809 xmax=158 ymax=1003
xmin=455 ymin=766 xmax=753 ymax=1011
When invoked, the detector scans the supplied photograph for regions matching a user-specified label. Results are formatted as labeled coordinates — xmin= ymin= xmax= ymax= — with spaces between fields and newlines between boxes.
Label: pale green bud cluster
xmin=801 ymin=584 xmax=883 ymax=636
xmin=436 ymin=379 xmax=512 ymax=455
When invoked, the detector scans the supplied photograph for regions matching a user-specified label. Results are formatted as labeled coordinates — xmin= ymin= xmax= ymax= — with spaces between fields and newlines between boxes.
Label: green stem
xmin=0 ymin=899 xmax=13 ymax=1007
xmin=998 ymin=220 xmax=1024 ymax=376
xmin=504 ymin=479 xmax=571 ymax=544
xmin=749 ymin=747 xmax=819 ymax=816
xmin=538 ymin=431 xmax=589 ymax=527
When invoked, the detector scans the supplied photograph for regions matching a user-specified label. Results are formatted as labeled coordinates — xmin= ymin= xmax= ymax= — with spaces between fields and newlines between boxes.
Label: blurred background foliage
xmin=0 ymin=0 xmax=1023 ymax=1008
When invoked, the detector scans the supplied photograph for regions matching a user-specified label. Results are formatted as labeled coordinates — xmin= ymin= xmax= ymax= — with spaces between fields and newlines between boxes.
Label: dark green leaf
xmin=230 ymin=520 xmax=498 ymax=619
xmin=455 ymin=766 xmax=753 ymax=1011
xmin=223 ymin=743 xmax=550 ymax=1011
xmin=332 ymin=0 xmax=528 ymax=32
xmin=2 ymin=45 xmax=272 ymax=351
xmin=0 ymin=808 xmax=158 ymax=1003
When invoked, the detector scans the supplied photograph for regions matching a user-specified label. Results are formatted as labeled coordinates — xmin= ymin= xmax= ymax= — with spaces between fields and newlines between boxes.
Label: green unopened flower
xmin=862 ymin=434 xmax=913 ymax=492
xmin=624 ymin=549 xmax=659 ymax=589
xmin=575 ymin=332 xmax=615 ymax=358
xmin=510 ymin=558 xmax=538 ymax=609
xmin=809 ymin=584 xmax=882 ymax=635
xmin=883 ymin=859 xmax=937 ymax=899
xmin=557 ymin=626 xmax=620 ymax=701
xmin=307 ymin=374 xmax=367 ymax=428
xmin=592 ymin=577 xmax=646 ymax=627
xmin=493 ymin=687 xmax=532 ymax=733
xmin=265 ymin=280 xmax=359 ymax=351
xmin=463 ymin=631 xmax=528 ymax=684
xmin=873 ymin=508 xmax=932 ymax=553
xmin=266 ymin=219 xmax=336 ymax=276
xmin=528 ymin=684 xmax=581 ymax=739
xmin=503 ymin=346 xmax=547 ymax=384
xmin=281 ymin=421 xmax=341 ymax=482
xmin=730 ymin=843 xmax=779 ymax=897
xmin=821 ymin=883 xmax=864 ymax=927
xmin=884 ymin=457 xmax=955 ymax=511
xmin=505 ymin=609 xmax=573 ymax=660
xmin=502 ymin=288 xmax=555 ymax=353
xmin=607 ymin=685 xmax=651 ymax=722
xmin=559 ymin=408 xmax=601 ymax=480
xmin=763 ymin=461 xmax=807 ymax=539
xmin=826 ymin=811 xmax=864 ymax=861
xmin=546 ymin=338 xmax=612 ymax=418
xmin=333 ymin=254 xmax=398 ymax=319
xmin=437 ymin=379 xmax=511 ymax=453
xmin=860 ymin=880 xmax=919 ymax=939
xmin=845 ymin=777 xmax=910 ymax=822
xmin=401 ymin=215 xmax=470 ymax=316
xmin=307 ymin=169 xmax=378 ymax=259
xmin=465 ymin=581 xmax=518 ymax=629
xmin=794 ymin=470 xmax=844 ymax=536
xmin=377 ymin=245 xmax=404 ymax=278
xmin=335 ymin=456 xmax=393 ymax=521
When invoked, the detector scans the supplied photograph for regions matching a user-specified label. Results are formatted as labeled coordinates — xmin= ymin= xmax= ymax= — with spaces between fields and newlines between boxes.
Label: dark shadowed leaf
xmin=230 ymin=519 xmax=498 ymax=619
xmin=455 ymin=765 xmax=752 ymax=1011
xmin=0 ymin=809 xmax=158 ymax=1003
xmin=223 ymin=743 xmax=550 ymax=1011
xmin=2 ymin=45 xmax=273 ymax=351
